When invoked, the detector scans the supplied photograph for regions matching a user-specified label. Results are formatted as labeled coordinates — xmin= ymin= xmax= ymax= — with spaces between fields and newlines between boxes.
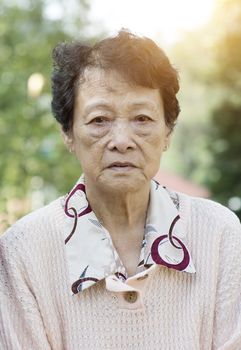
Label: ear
xmin=61 ymin=129 xmax=75 ymax=153
xmin=164 ymin=126 xmax=172 ymax=149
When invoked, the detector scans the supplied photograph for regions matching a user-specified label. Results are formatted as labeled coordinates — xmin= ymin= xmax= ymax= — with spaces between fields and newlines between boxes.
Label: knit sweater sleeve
xmin=212 ymin=212 xmax=241 ymax=350
xmin=0 ymin=224 xmax=51 ymax=350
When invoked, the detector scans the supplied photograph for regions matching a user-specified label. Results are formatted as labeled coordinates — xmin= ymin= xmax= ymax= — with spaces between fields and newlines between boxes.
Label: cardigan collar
xmin=62 ymin=175 xmax=196 ymax=296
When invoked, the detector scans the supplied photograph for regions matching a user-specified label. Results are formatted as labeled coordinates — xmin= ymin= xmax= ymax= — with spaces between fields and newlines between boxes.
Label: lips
xmin=107 ymin=162 xmax=138 ymax=172
xmin=107 ymin=162 xmax=136 ymax=168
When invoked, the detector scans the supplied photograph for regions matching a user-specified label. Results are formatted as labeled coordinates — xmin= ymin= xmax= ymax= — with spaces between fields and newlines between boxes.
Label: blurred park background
xmin=0 ymin=0 xmax=241 ymax=233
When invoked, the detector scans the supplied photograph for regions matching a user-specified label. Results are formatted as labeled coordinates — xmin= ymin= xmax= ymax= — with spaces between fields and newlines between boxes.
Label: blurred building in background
xmin=155 ymin=170 xmax=210 ymax=198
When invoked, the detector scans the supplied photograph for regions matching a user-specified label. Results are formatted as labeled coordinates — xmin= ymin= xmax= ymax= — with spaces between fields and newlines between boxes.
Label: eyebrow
xmin=84 ymin=102 xmax=113 ymax=116
xmin=84 ymin=100 xmax=158 ymax=116
xmin=129 ymin=102 xmax=158 ymax=110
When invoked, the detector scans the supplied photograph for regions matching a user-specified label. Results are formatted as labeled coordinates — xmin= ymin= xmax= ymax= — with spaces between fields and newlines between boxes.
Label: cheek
xmin=152 ymin=131 xmax=165 ymax=147
xmin=72 ymin=129 xmax=106 ymax=167
xmin=140 ymin=130 xmax=165 ymax=154
xmin=138 ymin=132 xmax=166 ymax=175
xmin=73 ymin=126 xmax=99 ymax=150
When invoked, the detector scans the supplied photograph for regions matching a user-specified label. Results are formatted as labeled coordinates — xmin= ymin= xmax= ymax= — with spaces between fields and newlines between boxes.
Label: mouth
xmin=107 ymin=162 xmax=137 ymax=171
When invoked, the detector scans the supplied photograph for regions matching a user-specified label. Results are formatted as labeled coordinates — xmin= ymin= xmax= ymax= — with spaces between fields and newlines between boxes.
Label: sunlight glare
xmin=89 ymin=0 xmax=216 ymax=44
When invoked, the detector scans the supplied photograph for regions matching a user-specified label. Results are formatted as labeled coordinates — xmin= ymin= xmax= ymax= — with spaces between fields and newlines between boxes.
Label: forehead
xmin=75 ymin=68 xmax=163 ymax=111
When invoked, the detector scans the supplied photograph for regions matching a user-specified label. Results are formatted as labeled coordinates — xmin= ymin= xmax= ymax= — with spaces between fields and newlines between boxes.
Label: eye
xmin=135 ymin=115 xmax=152 ymax=123
xmin=90 ymin=116 xmax=107 ymax=124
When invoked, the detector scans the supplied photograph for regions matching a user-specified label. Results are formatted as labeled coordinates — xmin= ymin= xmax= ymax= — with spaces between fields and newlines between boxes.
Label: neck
xmin=85 ymin=180 xmax=150 ymax=235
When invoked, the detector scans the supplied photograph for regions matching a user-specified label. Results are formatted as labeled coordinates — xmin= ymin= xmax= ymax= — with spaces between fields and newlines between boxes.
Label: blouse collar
xmin=62 ymin=175 xmax=196 ymax=296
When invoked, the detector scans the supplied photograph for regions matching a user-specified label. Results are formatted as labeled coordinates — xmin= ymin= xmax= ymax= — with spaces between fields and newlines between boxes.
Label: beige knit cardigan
xmin=0 ymin=192 xmax=240 ymax=350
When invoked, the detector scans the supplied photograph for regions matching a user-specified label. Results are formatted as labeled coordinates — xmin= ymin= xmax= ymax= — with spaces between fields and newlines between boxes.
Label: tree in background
xmin=166 ymin=0 xmax=241 ymax=218
xmin=206 ymin=0 xmax=241 ymax=218
xmin=0 ymin=0 xmax=94 ymax=229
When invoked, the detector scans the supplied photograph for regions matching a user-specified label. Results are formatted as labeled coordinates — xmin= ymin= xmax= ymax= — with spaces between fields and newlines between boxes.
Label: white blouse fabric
xmin=63 ymin=175 xmax=196 ymax=295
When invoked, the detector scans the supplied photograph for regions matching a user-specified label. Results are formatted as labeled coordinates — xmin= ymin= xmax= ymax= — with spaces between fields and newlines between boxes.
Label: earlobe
xmin=163 ymin=128 xmax=172 ymax=151
xmin=61 ymin=129 xmax=75 ymax=153
xmin=166 ymin=129 xmax=172 ymax=144
xmin=165 ymin=125 xmax=172 ymax=137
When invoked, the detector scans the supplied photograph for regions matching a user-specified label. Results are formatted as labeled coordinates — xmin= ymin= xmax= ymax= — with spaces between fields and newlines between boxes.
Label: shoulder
xmin=169 ymin=188 xmax=240 ymax=229
xmin=189 ymin=195 xmax=240 ymax=229
xmin=164 ymin=186 xmax=240 ymax=242
xmin=174 ymin=189 xmax=241 ymax=239
xmin=0 ymin=197 xmax=65 ymax=252
xmin=173 ymin=191 xmax=241 ymax=276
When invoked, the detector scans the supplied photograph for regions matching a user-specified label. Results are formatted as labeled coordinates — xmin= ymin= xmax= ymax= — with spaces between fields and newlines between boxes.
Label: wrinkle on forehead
xmin=78 ymin=67 xmax=137 ymax=94
xmin=77 ymin=67 xmax=163 ymax=100
xmin=74 ymin=67 xmax=165 ymax=120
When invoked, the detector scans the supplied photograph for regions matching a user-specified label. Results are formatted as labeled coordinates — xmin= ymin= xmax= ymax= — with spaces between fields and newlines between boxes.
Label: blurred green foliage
xmin=0 ymin=0 xmax=92 ymax=223
xmin=165 ymin=0 xmax=241 ymax=218
xmin=206 ymin=0 xmax=241 ymax=217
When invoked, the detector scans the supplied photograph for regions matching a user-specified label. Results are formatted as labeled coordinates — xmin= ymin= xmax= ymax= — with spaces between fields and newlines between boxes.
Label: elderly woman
xmin=0 ymin=30 xmax=240 ymax=350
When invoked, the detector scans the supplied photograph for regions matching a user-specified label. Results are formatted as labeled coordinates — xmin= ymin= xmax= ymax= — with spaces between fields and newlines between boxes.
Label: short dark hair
xmin=51 ymin=29 xmax=180 ymax=133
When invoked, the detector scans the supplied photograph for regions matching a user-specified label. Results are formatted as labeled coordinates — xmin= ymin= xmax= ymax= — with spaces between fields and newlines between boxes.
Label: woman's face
xmin=65 ymin=68 xmax=171 ymax=193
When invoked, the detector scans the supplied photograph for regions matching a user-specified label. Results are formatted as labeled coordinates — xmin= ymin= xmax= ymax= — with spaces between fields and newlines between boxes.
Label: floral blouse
xmin=62 ymin=175 xmax=195 ymax=296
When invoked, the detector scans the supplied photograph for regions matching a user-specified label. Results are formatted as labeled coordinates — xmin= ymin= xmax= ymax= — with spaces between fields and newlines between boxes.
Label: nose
xmin=107 ymin=120 xmax=136 ymax=153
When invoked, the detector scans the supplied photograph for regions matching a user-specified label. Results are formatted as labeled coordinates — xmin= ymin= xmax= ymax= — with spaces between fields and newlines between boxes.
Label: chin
xmin=98 ymin=173 xmax=149 ymax=194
